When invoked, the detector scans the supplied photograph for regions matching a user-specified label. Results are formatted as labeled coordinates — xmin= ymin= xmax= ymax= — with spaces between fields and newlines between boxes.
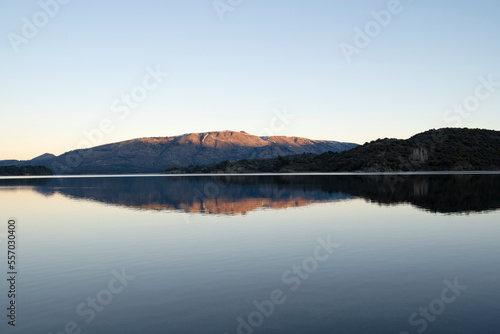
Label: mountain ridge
xmin=0 ymin=131 xmax=357 ymax=175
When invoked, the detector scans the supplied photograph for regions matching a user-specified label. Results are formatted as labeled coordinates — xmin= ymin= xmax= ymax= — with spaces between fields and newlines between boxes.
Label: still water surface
xmin=0 ymin=174 xmax=499 ymax=334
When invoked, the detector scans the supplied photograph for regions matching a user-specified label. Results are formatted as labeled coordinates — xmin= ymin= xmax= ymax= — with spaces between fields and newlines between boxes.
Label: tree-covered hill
xmin=165 ymin=128 xmax=500 ymax=173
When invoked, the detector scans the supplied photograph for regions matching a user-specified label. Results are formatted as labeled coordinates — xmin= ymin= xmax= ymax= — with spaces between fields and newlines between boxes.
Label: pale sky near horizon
xmin=1 ymin=0 xmax=499 ymax=160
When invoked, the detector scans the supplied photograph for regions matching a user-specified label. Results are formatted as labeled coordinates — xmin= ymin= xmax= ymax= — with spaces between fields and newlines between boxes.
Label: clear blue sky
xmin=1 ymin=0 xmax=499 ymax=160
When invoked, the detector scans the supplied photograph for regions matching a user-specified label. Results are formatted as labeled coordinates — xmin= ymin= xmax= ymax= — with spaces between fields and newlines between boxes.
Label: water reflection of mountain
xmin=0 ymin=174 xmax=499 ymax=214
xmin=0 ymin=176 xmax=353 ymax=215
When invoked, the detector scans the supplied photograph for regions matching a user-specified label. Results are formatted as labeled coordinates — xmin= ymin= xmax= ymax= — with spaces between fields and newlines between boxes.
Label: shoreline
xmin=1 ymin=170 xmax=500 ymax=180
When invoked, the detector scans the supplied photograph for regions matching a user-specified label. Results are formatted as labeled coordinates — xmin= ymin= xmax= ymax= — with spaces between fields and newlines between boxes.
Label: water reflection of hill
xmin=0 ymin=174 xmax=498 ymax=215
xmin=326 ymin=174 xmax=500 ymax=214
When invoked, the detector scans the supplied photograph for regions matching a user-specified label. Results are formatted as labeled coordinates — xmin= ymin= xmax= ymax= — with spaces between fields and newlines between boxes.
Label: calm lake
xmin=0 ymin=174 xmax=499 ymax=334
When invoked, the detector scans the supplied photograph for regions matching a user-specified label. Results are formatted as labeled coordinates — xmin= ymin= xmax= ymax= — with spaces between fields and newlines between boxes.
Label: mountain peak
xmin=28 ymin=131 xmax=357 ymax=174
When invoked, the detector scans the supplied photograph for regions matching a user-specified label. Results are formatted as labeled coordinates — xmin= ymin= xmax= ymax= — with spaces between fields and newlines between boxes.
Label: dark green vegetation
xmin=165 ymin=128 xmax=500 ymax=173
xmin=0 ymin=165 xmax=53 ymax=176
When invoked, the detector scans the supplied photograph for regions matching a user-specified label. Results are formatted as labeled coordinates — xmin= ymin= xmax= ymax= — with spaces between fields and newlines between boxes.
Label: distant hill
xmin=0 ymin=131 xmax=357 ymax=174
xmin=166 ymin=128 xmax=500 ymax=173
xmin=30 ymin=153 xmax=56 ymax=163
xmin=0 ymin=160 xmax=20 ymax=167
xmin=0 ymin=166 xmax=53 ymax=176
xmin=0 ymin=153 xmax=56 ymax=167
